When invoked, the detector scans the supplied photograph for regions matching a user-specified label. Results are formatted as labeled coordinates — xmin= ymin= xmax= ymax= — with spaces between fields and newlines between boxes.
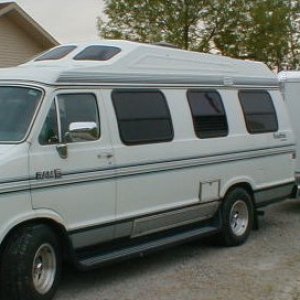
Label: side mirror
xmin=64 ymin=122 xmax=99 ymax=143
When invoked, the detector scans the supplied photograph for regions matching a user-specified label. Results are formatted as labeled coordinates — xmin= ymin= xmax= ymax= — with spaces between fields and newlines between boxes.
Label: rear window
xmin=35 ymin=46 xmax=77 ymax=61
xmin=239 ymin=90 xmax=278 ymax=134
xmin=73 ymin=46 xmax=121 ymax=61
xmin=187 ymin=90 xmax=228 ymax=138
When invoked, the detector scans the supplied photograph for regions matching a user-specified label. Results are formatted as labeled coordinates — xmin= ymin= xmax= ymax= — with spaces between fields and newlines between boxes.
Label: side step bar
xmin=78 ymin=225 xmax=219 ymax=270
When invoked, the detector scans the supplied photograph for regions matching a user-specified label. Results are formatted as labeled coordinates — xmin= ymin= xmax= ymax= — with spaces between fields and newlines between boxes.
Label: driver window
xmin=57 ymin=93 xmax=100 ymax=143
xmin=39 ymin=94 xmax=100 ymax=145
xmin=39 ymin=101 xmax=59 ymax=145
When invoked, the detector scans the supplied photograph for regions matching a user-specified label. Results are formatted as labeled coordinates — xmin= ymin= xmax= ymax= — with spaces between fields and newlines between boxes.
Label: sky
xmin=0 ymin=0 xmax=105 ymax=43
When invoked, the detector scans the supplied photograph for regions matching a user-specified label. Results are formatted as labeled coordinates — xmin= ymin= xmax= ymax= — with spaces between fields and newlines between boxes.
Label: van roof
xmin=0 ymin=40 xmax=278 ymax=87
xmin=278 ymin=71 xmax=300 ymax=83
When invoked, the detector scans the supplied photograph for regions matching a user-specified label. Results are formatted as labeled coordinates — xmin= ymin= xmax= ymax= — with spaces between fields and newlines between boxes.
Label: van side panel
xmin=100 ymin=87 xmax=295 ymax=240
xmin=280 ymin=81 xmax=300 ymax=174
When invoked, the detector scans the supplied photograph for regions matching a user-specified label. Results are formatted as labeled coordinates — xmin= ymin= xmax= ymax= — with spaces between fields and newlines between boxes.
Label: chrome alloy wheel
xmin=230 ymin=200 xmax=249 ymax=236
xmin=32 ymin=243 xmax=57 ymax=295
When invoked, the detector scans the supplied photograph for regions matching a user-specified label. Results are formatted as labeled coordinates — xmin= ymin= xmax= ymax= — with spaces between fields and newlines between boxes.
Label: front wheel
xmin=218 ymin=188 xmax=254 ymax=246
xmin=0 ymin=225 xmax=61 ymax=300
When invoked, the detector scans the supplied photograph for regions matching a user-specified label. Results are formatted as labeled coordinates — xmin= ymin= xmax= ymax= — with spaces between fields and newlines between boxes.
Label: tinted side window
xmin=187 ymin=90 xmax=228 ymax=138
xmin=112 ymin=90 xmax=173 ymax=145
xmin=239 ymin=90 xmax=278 ymax=134
xmin=57 ymin=94 xmax=100 ymax=143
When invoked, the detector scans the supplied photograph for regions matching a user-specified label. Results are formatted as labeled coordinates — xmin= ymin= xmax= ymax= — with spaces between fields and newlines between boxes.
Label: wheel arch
xmin=223 ymin=182 xmax=254 ymax=200
xmin=0 ymin=217 xmax=74 ymax=265
xmin=221 ymin=178 xmax=256 ymax=203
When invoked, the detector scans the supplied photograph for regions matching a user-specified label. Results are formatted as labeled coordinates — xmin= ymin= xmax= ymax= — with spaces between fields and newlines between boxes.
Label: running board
xmin=78 ymin=225 xmax=219 ymax=269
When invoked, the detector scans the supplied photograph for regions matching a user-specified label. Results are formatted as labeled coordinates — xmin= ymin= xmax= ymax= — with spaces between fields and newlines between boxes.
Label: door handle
xmin=97 ymin=152 xmax=114 ymax=159
xmin=106 ymin=153 xmax=114 ymax=159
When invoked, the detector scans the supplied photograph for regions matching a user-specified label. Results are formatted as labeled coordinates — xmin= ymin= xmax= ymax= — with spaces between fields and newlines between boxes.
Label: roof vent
xmin=73 ymin=45 xmax=121 ymax=61
xmin=153 ymin=42 xmax=179 ymax=49
xmin=35 ymin=46 xmax=77 ymax=61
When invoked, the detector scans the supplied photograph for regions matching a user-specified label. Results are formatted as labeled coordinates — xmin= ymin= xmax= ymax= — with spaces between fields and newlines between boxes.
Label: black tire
xmin=0 ymin=224 xmax=62 ymax=300
xmin=218 ymin=188 xmax=254 ymax=247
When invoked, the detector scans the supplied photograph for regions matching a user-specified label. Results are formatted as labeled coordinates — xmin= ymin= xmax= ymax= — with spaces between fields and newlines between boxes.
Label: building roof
xmin=0 ymin=40 xmax=278 ymax=87
xmin=0 ymin=2 xmax=58 ymax=49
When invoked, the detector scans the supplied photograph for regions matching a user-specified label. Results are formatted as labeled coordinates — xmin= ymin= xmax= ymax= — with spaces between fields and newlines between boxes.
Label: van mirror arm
xmin=56 ymin=144 xmax=68 ymax=159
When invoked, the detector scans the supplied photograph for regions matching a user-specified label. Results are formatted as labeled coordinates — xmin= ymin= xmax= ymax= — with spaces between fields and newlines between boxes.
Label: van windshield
xmin=0 ymin=87 xmax=42 ymax=142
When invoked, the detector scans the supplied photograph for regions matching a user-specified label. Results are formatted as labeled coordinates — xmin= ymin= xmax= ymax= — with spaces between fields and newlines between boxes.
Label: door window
xmin=39 ymin=93 xmax=100 ymax=145
xmin=39 ymin=101 xmax=59 ymax=145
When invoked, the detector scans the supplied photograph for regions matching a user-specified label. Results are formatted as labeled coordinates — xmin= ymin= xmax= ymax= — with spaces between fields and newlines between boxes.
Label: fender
xmin=0 ymin=208 xmax=66 ymax=245
xmin=220 ymin=176 xmax=256 ymax=199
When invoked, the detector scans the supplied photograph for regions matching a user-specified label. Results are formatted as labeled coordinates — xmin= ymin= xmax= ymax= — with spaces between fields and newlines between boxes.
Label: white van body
xmin=278 ymin=71 xmax=300 ymax=179
xmin=0 ymin=41 xmax=296 ymax=300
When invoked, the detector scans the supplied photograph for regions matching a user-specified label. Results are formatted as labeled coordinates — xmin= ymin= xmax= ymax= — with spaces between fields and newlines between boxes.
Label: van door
xmin=29 ymin=91 xmax=116 ymax=249
xmin=108 ymin=89 xmax=218 ymax=239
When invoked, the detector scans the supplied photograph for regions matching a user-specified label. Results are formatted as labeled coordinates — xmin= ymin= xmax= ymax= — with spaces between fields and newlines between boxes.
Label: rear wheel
xmin=218 ymin=188 xmax=254 ymax=246
xmin=0 ymin=224 xmax=61 ymax=300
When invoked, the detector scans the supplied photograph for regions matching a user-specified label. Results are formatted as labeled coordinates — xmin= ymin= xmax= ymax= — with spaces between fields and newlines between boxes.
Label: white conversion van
xmin=278 ymin=71 xmax=300 ymax=185
xmin=0 ymin=41 xmax=296 ymax=300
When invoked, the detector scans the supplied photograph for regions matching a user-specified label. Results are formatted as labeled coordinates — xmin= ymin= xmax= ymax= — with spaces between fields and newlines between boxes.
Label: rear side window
xmin=112 ymin=90 xmax=174 ymax=145
xmin=239 ymin=90 xmax=278 ymax=134
xmin=187 ymin=90 xmax=228 ymax=138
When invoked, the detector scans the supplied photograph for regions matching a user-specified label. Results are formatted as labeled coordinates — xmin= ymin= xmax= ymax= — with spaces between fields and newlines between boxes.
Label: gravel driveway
xmin=55 ymin=198 xmax=300 ymax=300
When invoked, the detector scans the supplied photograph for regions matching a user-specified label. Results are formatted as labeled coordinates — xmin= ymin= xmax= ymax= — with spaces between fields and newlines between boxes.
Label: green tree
xmin=204 ymin=0 xmax=250 ymax=56
xmin=245 ymin=0 xmax=291 ymax=70
xmin=98 ymin=0 xmax=210 ymax=50
xmin=286 ymin=0 xmax=300 ymax=69
xmin=208 ymin=0 xmax=297 ymax=70
xmin=98 ymin=0 xmax=300 ymax=70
